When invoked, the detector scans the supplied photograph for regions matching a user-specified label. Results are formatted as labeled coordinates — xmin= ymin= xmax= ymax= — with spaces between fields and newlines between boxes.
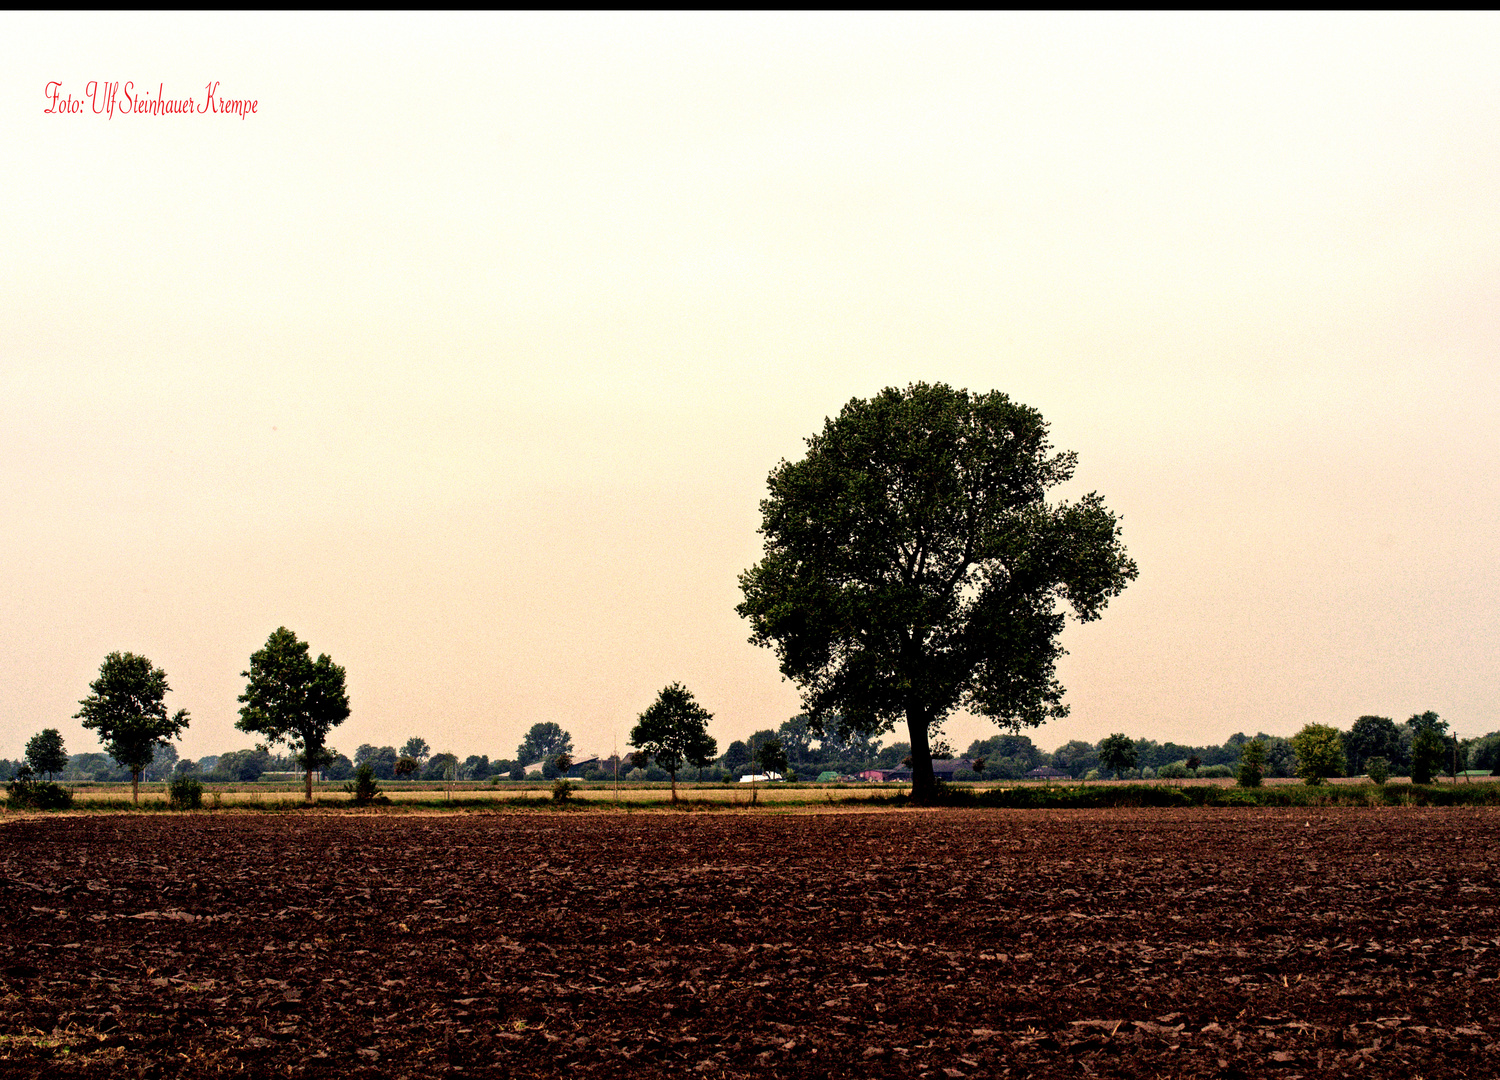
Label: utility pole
xmin=750 ymin=735 xmax=758 ymax=807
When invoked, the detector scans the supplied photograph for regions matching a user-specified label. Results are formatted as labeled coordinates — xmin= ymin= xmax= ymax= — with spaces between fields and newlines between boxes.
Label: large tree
xmin=516 ymin=722 xmax=573 ymax=767
xmin=237 ymin=627 xmax=351 ymax=802
xmin=25 ymin=729 xmax=68 ymax=780
xmin=737 ymin=383 xmax=1137 ymax=800
xmin=75 ymin=652 xmax=191 ymax=804
xmin=629 ymin=683 xmax=718 ymax=804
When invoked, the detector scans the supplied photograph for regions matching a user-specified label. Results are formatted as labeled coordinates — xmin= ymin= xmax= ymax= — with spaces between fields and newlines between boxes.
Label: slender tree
xmin=738 ymin=384 xmax=1137 ymax=801
xmin=630 ymin=683 xmax=718 ymax=805
xmin=75 ymin=652 xmax=190 ymax=805
xmin=1236 ymin=739 xmax=1267 ymax=788
xmin=237 ymin=627 xmax=350 ymax=802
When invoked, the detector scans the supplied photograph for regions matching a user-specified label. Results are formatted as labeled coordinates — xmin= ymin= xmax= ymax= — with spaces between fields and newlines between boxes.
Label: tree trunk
xmin=907 ymin=709 xmax=936 ymax=803
xmin=669 ymin=769 xmax=678 ymax=805
xmin=131 ymin=769 xmax=140 ymax=806
xmin=305 ymin=765 xmax=314 ymax=803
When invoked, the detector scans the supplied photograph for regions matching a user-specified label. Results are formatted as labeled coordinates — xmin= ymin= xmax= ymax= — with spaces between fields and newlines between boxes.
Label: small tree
xmin=1410 ymin=727 xmax=1444 ymax=785
xmin=75 ymin=652 xmax=191 ymax=805
xmin=237 ymin=627 xmax=351 ymax=802
xmin=1291 ymin=723 xmax=1346 ymax=786
xmin=1365 ymin=756 xmax=1391 ymax=785
xmin=25 ymin=729 xmax=68 ymax=780
xmin=629 ymin=683 xmax=718 ymax=805
xmin=1236 ymin=739 xmax=1267 ymax=787
xmin=394 ymin=756 xmax=418 ymax=779
xmin=344 ymin=762 xmax=383 ymax=805
xmin=1097 ymin=733 xmax=1137 ymax=780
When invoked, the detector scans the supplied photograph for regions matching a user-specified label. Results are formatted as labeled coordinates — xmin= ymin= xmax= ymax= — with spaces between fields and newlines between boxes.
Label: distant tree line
xmin=9 ymin=703 xmax=1496 ymax=792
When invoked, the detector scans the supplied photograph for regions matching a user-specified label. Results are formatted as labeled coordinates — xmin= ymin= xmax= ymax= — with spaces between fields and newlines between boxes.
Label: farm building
xmin=930 ymin=758 xmax=976 ymax=780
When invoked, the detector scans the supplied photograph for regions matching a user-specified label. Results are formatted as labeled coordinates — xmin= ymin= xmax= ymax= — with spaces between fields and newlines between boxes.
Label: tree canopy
xmin=354 ymin=744 xmax=399 ymax=779
xmin=755 ymin=736 xmax=789 ymax=777
xmin=74 ymin=651 xmax=191 ymax=804
xmin=400 ymin=736 xmax=430 ymax=762
xmin=1345 ymin=715 xmax=1401 ymax=777
xmin=516 ymin=722 xmax=573 ymax=767
xmin=1291 ymin=723 xmax=1346 ymax=786
xmin=237 ymin=627 xmax=350 ymax=802
xmin=1097 ymin=733 xmax=1138 ymax=779
xmin=629 ymin=683 xmax=717 ymax=803
xmin=737 ymin=383 xmax=1137 ymax=798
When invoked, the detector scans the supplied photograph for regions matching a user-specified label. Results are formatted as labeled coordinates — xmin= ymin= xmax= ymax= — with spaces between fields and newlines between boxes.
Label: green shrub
xmin=1157 ymin=761 xmax=1189 ymax=780
xmin=168 ymin=774 xmax=203 ymax=810
xmin=1365 ymin=756 xmax=1391 ymax=785
xmin=1198 ymin=764 xmax=1233 ymax=779
xmin=5 ymin=769 xmax=73 ymax=810
xmin=551 ymin=778 xmax=574 ymax=804
xmin=343 ymin=763 xmax=385 ymax=806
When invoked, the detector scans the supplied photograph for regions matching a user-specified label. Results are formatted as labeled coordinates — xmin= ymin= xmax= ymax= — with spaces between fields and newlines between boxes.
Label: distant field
xmin=40 ymin=772 xmax=1499 ymax=809
xmin=56 ymin=780 xmax=908 ymax=808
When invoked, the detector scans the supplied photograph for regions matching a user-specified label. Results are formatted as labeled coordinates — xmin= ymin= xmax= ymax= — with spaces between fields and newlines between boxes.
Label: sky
xmin=3 ymin=13 xmax=1498 ymax=764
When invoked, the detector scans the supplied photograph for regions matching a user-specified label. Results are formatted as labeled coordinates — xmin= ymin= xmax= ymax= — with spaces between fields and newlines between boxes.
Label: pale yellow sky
xmin=3 ymin=13 xmax=1498 ymax=762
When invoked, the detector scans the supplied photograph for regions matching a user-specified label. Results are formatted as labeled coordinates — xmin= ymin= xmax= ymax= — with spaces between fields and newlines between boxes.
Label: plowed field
xmin=2 ymin=808 xmax=1497 ymax=1078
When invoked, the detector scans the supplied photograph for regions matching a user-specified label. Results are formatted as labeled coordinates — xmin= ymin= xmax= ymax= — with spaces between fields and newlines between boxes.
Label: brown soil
xmin=1 ymin=807 xmax=1497 ymax=1078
